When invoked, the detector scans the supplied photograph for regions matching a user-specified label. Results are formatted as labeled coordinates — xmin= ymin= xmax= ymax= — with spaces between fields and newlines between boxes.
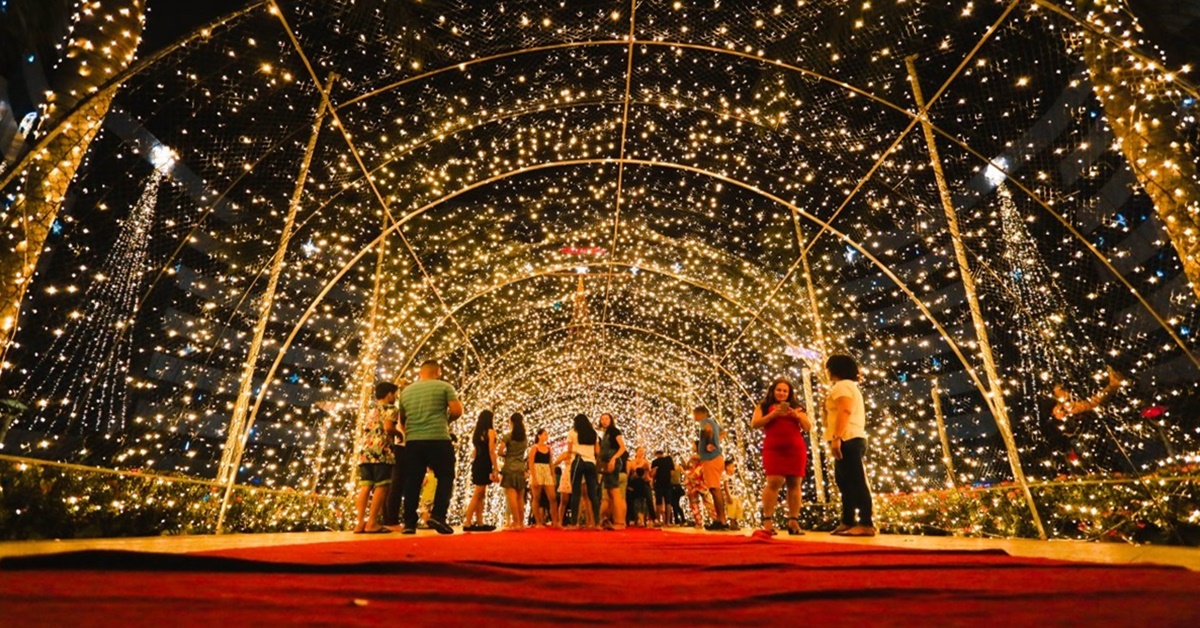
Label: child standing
xmin=354 ymin=382 xmax=401 ymax=533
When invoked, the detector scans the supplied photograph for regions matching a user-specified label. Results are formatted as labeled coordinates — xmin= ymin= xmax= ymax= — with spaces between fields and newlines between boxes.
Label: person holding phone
xmin=751 ymin=378 xmax=812 ymax=535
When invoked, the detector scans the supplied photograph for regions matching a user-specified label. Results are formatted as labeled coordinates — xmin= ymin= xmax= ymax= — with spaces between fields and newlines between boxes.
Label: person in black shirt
xmin=651 ymin=450 xmax=676 ymax=526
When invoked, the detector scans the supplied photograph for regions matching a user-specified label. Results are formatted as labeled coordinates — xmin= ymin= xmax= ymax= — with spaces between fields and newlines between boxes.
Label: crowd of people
xmin=352 ymin=354 xmax=876 ymax=538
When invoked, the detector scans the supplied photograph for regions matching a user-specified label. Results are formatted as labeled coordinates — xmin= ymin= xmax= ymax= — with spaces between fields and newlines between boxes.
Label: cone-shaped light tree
xmin=0 ymin=0 xmax=146 ymax=357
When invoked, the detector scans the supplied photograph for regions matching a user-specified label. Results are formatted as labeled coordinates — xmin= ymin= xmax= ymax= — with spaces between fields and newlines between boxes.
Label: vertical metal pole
xmin=791 ymin=212 xmax=830 ymax=503
xmin=310 ymin=409 xmax=334 ymax=493
xmin=353 ymin=213 xmax=391 ymax=434
xmin=906 ymin=56 xmax=1046 ymax=539
xmin=216 ymin=73 xmax=337 ymax=532
xmin=801 ymin=366 xmax=826 ymax=504
xmin=791 ymin=212 xmax=830 ymax=361
xmin=931 ymin=377 xmax=956 ymax=489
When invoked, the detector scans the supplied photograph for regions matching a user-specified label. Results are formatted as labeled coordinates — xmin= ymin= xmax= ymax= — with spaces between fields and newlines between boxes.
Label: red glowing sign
xmin=560 ymin=246 xmax=608 ymax=256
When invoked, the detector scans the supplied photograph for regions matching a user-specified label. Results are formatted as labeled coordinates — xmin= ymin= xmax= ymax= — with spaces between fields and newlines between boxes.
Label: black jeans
xmin=402 ymin=440 xmax=456 ymax=528
xmin=834 ymin=437 xmax=873 ymax=527
xmin=382 ymin=443 xmax=407 ymax=526
xmin=567 ymin=457 xmax=601 ymax=525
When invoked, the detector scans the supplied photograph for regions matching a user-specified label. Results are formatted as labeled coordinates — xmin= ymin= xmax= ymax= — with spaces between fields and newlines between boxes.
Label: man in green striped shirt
xmin=398 ymin=360 xmax=463 ymax=534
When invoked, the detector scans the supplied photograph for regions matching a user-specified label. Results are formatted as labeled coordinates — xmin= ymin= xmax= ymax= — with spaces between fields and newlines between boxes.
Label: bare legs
xmin=607 ymin=487 xmax=627 ymax=530
xmin=355 ymin=484 xmax=388 ymax=532
xmin=761 ymin=475 xmax=784 ymax=532
xmin=761 ymin=475 xmax=803 ymax=533
xmin=504 ymin=487 xmax=526 ymax=530
xmin=709 ymin=487 xmax=727 ymax=525
xmin=574 ymin=492 xmax=596 ymax=528
xmin=557 ymin=491 xmax=572 ymax=527
xmin=530 ymin=483 xmax=560 ymax=527
xmin=463 ymin=484 xmax=487 ymax=528
xmin=657 ymin=494 xmax=674 ymax=526
xmin=784 ymin=476 xmax=802 ymax=531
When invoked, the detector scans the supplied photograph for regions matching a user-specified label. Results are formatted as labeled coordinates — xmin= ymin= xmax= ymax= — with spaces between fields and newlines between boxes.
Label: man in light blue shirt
xmin=695 ymin=405 xmax=728 ymax=530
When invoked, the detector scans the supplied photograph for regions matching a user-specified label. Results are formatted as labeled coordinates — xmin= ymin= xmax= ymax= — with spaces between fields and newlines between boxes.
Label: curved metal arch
xmin=338 ymin=39 xmax=917 ymax=120
xmin=242 ymin=157 xmax=1000 ymax=451
xmin=101 ymin=10 xmax=1186 ymax=381
xmin=19 ymin=2 xmax=1186 ymax=387
xmin=470 ymin=345 xmax=700 ymax=407
xmin=142 ymin=29 xmax=1019 ymax=386
xmin=453 ymin=321 xmax=759 ymax=407
xmin=389 ymin=258 xmax=806 ymax=377
xmin=144 ymin=93 xmax=806 ymax=397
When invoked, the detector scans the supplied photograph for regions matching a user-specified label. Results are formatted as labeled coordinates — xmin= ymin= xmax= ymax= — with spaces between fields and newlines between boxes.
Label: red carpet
xmin=3 ymin=529 xmax=1198 ymax=626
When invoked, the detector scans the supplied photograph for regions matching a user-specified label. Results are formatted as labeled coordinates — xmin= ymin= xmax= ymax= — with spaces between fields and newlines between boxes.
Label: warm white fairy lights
xmin=0 ymin=0 xmax=1197 ymax=539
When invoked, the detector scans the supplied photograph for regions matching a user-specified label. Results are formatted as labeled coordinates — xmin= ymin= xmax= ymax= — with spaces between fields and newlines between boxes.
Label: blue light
xmin=1182 ymin=326 xmax=1191 ymax=337
xmin=50 ymin=220 xmax=63 ymax=235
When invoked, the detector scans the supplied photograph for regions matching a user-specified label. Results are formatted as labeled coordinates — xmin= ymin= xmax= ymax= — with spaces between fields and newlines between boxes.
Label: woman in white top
xmin=566 ymin=413 xmax=601 ymax=529
xmin=824 ymin=353 xmax=875 ymax=537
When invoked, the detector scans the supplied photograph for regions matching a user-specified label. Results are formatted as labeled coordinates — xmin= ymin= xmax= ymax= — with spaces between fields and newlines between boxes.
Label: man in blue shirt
xmin=695 ymin=405 xmax=728 ymax=530
xmin=398 ymin=360 xmax=463 ymax=534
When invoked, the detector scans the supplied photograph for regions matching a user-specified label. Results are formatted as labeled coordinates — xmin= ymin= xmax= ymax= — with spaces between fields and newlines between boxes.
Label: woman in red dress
xmin=751 ymin=378 xmax=813 ymax=535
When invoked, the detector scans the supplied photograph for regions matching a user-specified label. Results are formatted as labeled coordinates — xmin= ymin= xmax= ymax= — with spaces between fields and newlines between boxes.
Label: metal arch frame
xmin=318 ymin=32 xmax=1198 ymax=367
xmin=239 ymin=158 xmax=1003 ymax=458
xmin=452 ymin=321 xmax=760 ymax=407
xmin=266 ymin=0 xmax=490 ymax=374
xmin=599 ymin=0 xmax=640 ymax=326
xmin=387 ymin=258 xmax=806 ymax=377
xmin=314 ymin=2 xmax=1199 ymax=373
xmin=129 ymin=3 xmax=1195 ymax=442
xmin=336 ymin=30 xmax=1200 ymax=379
xmin=700 ymin=0 xmax=1023 ymax=396
xmin=12 ymin=1 xmax=1191 ymax=374
xmin=471 ymin=345 xmax=700 ymax=407
xmin=138 ymin=96 xmax=807 ymax=415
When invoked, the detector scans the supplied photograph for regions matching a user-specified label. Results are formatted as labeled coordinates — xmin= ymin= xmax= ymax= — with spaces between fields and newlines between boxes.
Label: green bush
xmin=0 ymin=458 xmax=354 ymax=540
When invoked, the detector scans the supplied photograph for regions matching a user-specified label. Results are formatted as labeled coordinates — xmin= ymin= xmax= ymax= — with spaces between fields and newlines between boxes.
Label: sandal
xmin=760 ymin=515 xmax=777 ymax=536
xmin=786 ymin=517 xmax=805 ymax=536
